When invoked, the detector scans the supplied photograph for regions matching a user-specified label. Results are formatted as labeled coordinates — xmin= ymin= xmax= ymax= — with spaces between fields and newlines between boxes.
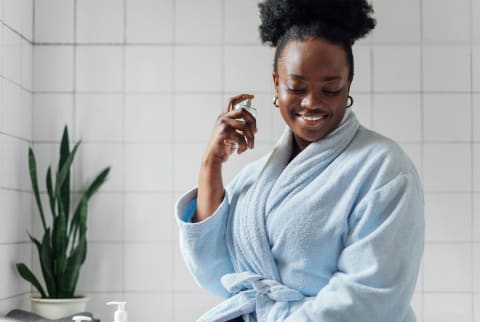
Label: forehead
xmin=278 ymin=39 xmax=348 ymax=78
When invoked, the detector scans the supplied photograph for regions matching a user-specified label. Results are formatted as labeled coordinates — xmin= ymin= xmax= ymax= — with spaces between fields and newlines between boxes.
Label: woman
xmin=176 ymin=0 xmax=424 ymax=321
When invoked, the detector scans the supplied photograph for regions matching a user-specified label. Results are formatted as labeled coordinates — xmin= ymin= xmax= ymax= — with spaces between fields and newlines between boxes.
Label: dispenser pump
xmin=106 ymin=301 xmax=128 ymax=322
xmin=72 ymin=316 xmax=92 ymax=322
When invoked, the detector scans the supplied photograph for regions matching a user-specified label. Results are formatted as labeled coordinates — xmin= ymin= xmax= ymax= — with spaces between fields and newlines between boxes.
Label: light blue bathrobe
xmin=176 ymin=110 xmax=424 ymax=322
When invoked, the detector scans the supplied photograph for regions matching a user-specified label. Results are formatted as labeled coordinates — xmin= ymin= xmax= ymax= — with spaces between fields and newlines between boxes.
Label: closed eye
xmin=323 ymin=90 xmax=342 ymax=96
xmin=287 ymin=88 xmax=306 ymax=94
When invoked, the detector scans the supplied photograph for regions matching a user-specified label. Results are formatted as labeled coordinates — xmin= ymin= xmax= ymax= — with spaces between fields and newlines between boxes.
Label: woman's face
xmin=273 ymin=38 xmax=351 ymax=151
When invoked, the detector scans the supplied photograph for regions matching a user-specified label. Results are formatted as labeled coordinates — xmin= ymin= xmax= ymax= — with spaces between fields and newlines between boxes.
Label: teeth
xmin=302 ymin=115 xmax=324 ymax=121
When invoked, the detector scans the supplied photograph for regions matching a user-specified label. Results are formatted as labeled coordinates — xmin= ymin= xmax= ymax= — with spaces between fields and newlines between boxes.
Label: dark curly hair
xmin=258 ymin=0 xmax=376 ymax=81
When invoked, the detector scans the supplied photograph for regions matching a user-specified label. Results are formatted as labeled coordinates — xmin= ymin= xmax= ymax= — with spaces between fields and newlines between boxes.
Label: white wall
xmin=0 ymin=0 xmax=34 ymax=315
xmin=1 ymin=0 xmax=480 ymax=321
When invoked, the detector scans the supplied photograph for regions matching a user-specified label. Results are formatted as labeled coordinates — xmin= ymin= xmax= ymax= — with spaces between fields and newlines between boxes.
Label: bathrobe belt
xmin=197 ymin=271 xmax=307 ymax=322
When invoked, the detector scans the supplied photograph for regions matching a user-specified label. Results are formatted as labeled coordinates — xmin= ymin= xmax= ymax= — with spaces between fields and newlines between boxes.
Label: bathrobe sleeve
xmin=285 ymin=173 xmax=424 ymax=322
xmin=175 ymin=187 xmax=235 ymax=298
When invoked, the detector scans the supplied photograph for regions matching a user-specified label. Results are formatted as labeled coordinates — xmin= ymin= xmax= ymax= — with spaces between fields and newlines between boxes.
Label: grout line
xmin=171 ymin=0 xmax=177 ymax=318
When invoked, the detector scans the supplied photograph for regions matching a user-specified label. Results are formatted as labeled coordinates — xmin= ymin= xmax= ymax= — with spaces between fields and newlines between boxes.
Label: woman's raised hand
xmin=204 ymin=93 xmax=257 ymax=164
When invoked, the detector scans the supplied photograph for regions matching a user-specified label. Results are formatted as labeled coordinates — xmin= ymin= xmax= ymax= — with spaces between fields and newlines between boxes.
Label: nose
xmin=300 ymin=92 xmax=324 ymax=110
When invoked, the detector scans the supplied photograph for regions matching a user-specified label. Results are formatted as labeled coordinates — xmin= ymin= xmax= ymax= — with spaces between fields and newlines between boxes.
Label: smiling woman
xmin=175 ymin=0 xmax=425 ymax=321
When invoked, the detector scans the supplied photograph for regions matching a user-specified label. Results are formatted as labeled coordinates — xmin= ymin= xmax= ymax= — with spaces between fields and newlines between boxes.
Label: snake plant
xmin=16 ymin=126 xmax=110 ymax=298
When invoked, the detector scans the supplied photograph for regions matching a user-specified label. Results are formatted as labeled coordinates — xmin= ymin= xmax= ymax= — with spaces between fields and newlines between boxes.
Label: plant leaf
xmin=46 ymin=166 xmax=56 ymax=218
xmin=54 ymin=189 xmax=68 ymax=293
xmin=58 ymin=236 xmax=86 ymax=298
xmin=39 ymin=228 xmax=57 ymax=297
xmin=16 ymin=263 xmax=47 ymax=298
xmin=58 ymin=126 xmax=71 ymax=221
xmin=29 ymin=148 xmax=47 ymax=232
xmin=54 ymin=141 xmax=80 ymax=213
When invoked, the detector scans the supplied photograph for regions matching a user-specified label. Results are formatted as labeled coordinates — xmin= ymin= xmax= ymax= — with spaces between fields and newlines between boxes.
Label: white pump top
xmin=72 ymin=316 xmax=92 ymax=322
xmin=106 ymin=301 xmax=128 ymax=322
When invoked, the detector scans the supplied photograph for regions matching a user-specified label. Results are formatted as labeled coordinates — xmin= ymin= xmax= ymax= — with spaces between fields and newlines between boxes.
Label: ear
xmin=272 ymin=72 xmax=279 ymax=95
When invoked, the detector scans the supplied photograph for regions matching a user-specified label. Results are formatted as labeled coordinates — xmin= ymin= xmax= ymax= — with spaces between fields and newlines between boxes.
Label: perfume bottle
xmin=232 ymin=98 xmax=256 ymax=118
xmin=225 ymin=98 xmax=256 ymax=153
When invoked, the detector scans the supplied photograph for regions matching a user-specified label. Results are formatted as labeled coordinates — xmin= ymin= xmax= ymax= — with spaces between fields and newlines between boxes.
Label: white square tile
xmin=34 ymin=0 xmax=74 ymax=43
xmin=0 ymin=24 xmax=4 ymax=78
xmin=3 ymin=0 xmax=22 ymax=33
xmin=475 ymin=194 xmax=480 ymax=241
xmin=423 ymin=0 xmax=471 ymax=43
xmin=3 ymin=27 xmax=22 ymax=84
xmin=475 ymin=144 xmax=480 ymax=192
xmin=173 ymin=94 xmax=222 ymax=142
xmin=19 ymin=89 xmax=32 ymax=140
xmin=373 ymin=46 xmax=421 ymax=92
xmin=22 ymin=0 xmax=33 ymax=41
xmin=125 ymin=46 xmax=173 ymax=92
xmin=224 ymin=46 xmax=273 ymax=92
xmin=475 ymin=293 xmax=480 ymax=322
xmin=423 ymin=46 xmax=471 ymax=92
xmin=351 ymin=94 xmax=372 ymax=129
xmin=424 ymin=243 xmax=472 ymax=292
xmin=0 ymin=243 xmax=31 ymax=298
xmin=474 ymin=46 xmax=480 ymax=92
xmin=3 ymin=81 xmax=22 ymax=137
xmin=372 ymin=0 xmax=420 ymax=43
xmin=423 ymin=94 xmax=471 ymax=142
xmin=175 ymin=0 xmax=222 ymax=44
xmin=174 ymin=46 xmax=222 ymax=92
xmin=350 ymin=45 xmax=371 ymax=93
xmin=475 ymin=243 xmax=480 ymax=293
xmin=0 ymin=294 xmax=31 ymax=315
xmin=474 ymin=0 xmax=480 ymax=43
xmin=75 ymin=46 xmax=123 ymax=92
xmin=34 ymin=45 xmax=74 ymax=91
xmin=21 ymin=39 xmax=32 ymax=90
xmin=125 ymin=293 xmax=173 ymax=322
xmin=126 ymin=0 xmax=173 ymax=43
xmin=125 ymin=143 xmax=173 ymax=191
xmin=373 ymin=94 xmax=421 ymax=142
xmin=423 ymin=144 xmax=471 ymax=192
xmin=33 ymin=94 xmax=74 ymax=141
xmin=75 ymin=94 xmax=123 ymax=142
xmin=73 ymin=143 xmax=123 ymax=192
xmin=173 ymin=143 xmax=204 ymax=192
xmin=2 ymin=132 xmax=30 ymax=191
xmin=424 ymin=293 xmax=472 ymax=322
xmin=80 ymin=192 xmax=123 ymax=242
xmin=124 ymin=192 xmax=174 ymax=241
xmin=77 ymin=243 xmax=123 ymax=292
xmin=425 ymin=193 xmax=472 ymax=241
xmin=173 ymin=246 xmax=203 ymax=292
xmin=474 ymin=94 xmax=480 ymax=142
xmin=224 ymin=0 xmax=260 ymax=43
xmin=0 ymin=190 xmax=32 ymax=243
xmin=124 ymin=243 xmax=173 ymax=291
xmin=173 ymin=293 xmax=222 ymax=322
xmin=125 ymin=94 xmax=173 ymax=142
xmin=76 ymin=0 xmax=124 ymax=43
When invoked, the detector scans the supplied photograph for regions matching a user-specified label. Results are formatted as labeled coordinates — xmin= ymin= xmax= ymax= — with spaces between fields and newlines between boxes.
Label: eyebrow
xmin=288 ymin=74 xmax=342 ymax=82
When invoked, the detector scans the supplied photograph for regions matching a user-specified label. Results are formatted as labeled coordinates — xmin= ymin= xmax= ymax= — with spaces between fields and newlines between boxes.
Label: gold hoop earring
xmin=346 ymin=95 xmax=354 ymax=108
xmin=272 ymin=96 xmax=279 ymax=108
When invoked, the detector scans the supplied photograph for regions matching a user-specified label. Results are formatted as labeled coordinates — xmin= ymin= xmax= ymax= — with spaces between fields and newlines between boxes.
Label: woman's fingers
xmin=225 ymin=93 xmax=255 ymax=113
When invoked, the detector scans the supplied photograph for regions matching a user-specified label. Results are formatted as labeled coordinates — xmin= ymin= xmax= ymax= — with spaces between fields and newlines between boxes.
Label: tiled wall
xmin=0 ymin=0 xmax=34 ymax=315
xmin=1 ymin=0 xmax=480 ymax=321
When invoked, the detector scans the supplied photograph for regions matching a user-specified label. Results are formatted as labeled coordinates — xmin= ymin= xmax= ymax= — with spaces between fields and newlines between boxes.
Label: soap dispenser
xmin=72 ymin=316 xmax=92 ymax=322
xmin=106 ymin=301 xmax=128 ymax=322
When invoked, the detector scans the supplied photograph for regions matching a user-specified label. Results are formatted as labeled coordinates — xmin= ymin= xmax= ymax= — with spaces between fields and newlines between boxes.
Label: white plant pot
xmin=31 ymin=296 xmax=89 ymax=320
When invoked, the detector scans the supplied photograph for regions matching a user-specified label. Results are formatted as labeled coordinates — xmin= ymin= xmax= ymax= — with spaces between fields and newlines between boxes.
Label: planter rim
xmin=31 ymin=296 xmax=89 ymax=303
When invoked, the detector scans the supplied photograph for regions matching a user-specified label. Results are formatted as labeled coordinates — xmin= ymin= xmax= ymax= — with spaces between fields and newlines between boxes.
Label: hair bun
xmin=259 ymin=0 xmax=376 ymax=46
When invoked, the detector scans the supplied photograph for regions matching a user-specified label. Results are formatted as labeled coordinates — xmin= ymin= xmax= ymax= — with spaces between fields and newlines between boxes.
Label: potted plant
xmin=16 ymin=126 xmax=110 ymax=319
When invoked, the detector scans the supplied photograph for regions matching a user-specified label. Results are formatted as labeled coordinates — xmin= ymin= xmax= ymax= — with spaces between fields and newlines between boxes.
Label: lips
xmin=297 ymin=111 xmax=330 ymax=123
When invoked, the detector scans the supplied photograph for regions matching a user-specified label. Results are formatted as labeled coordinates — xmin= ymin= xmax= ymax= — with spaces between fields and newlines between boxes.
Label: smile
xmin=302 ymin=115 xmax=324 ymax=121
